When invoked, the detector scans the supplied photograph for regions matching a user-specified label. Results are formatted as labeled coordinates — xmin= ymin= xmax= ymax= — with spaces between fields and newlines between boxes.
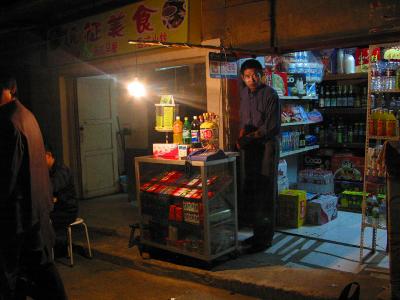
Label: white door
xmin=77 ymin=77 xmax=119 ymax=198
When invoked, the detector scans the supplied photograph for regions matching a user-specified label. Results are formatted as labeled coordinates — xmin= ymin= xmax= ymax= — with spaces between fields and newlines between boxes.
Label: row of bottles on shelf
xmin=370 ymin=61 xmax=400 ymax=91
xmin=368 ymin=108 xmax=400 ymax=137
xmin=280 ymin=128 xmax=307 ymax=152
xmin=371 ymin=94 xmax=400 ymax=110
xmin=318 ymin=84 xmax=367 ymax=108
xmin=173 ymin=112 xmax=219 ymax=147
xmin=314 ymin=120 xmax=366 ymax=144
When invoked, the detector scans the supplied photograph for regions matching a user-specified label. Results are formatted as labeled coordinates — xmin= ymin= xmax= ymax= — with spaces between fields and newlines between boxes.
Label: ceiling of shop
xmin=0 ymin=0 xmax=141 ymax=36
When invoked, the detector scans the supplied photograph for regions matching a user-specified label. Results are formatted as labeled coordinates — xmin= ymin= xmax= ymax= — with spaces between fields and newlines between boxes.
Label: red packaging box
xmin=331 ymin=154 xmax=364 ymax=182
xmin=175 ymin=207 xmax=183 ymax=222
xmin=153 ymin=143 xmax=179 ymax=159
xmin=169 ymin=205 xmax=176 ymax=221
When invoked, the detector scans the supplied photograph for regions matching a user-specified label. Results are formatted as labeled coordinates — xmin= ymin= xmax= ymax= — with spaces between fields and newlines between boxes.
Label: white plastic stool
xmin=67 ymin=217 xmax=92 ymax=266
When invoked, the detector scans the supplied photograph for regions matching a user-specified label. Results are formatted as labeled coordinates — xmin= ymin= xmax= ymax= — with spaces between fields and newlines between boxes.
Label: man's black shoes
xmin=239 ymin=236 xmax=272 ymax=254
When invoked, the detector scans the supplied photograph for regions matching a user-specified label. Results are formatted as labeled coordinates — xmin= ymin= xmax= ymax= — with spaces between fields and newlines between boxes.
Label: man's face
xmin=241 ymin=68 xmax=261 ymax=92
xmin=0 ymin=88 xmax=12 ymax=105
xmin=45 ymin=151 xmax=55 ymax=169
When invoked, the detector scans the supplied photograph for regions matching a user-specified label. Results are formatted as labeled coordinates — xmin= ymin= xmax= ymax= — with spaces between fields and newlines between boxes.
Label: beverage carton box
xmin=331 ymin=154 xmax=364 ymax=182
xmin=153 ymin=143 xmax=178 ymax=159
xmin=306 ymin=194 xmax=338 ymax=225
xmin=278 ymin=189 xmax=307 ymax=228
xmin=178 ymin=144 xmax=189 ymax=159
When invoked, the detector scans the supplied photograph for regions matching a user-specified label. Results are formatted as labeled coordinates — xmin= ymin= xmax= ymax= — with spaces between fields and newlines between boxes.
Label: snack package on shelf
xmin=306 ymin=109 xmax=323 ymax=123
xmin=265 ymin=71 xmax=288 ymax=96
xmin=281 ymin=104 xmax=309 ymax=123
xmin=306 ymin=194 xmax=338 ymax=225
xmin=298 ymin=169 xmax=334 ymax=194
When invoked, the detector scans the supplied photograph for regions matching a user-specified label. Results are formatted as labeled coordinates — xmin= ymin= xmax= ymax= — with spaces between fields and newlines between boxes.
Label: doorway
xmin=76 ymin=76 xmax=119 ymax=198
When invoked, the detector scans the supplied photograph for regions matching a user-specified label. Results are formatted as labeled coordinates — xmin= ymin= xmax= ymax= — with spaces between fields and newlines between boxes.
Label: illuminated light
xmin=127 ymin=79 xmax=146 ymax=98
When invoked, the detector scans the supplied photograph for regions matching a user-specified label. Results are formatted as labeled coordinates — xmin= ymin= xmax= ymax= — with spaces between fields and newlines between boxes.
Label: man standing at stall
xmin=0 ymin=75 xmax=67 ymax=299
xmin=237 ymin=59 xmax=281 ymax=253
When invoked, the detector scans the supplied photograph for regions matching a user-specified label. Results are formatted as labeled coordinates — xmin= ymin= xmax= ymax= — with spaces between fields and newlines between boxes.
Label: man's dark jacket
xmin=0 ymin=100 xmax=55 ymax=293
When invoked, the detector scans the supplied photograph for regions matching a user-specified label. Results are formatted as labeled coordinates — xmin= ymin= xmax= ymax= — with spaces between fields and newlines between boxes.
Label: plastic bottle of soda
xmin=182 ymin=117 xmax=191 ymax=145
xmin=191 ymin=116 xmax=200 ymax=145
xmin=386 ymin=110 xmax=397 ymax=137
xmin=173 ymin=116 xmax=183 ymax=144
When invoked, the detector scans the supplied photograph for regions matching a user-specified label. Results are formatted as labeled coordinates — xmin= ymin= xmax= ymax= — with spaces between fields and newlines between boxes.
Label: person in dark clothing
xmin=45 ymin=145 xmax=78 ymax=255
xmin=237 ymin=59 xmax=281 ymax=253
xmin=0 ymin=75 xmax=67 ymax=299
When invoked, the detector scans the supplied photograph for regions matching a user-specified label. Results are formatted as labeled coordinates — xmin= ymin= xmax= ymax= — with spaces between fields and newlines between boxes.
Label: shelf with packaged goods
xmin=280 ymin=145 xmax=319 ymax=158
xmin=280 ymin=96 xmax=318 ymax=101
xmin=281 ymin=120 xmax=321 ymax=127
xmin=323 ymin=73 xmax=368 ymax=81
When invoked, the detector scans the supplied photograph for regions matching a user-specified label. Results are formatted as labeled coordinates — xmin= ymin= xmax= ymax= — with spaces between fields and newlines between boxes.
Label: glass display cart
xmin=134 ymin=155 xmax=238 ymax=262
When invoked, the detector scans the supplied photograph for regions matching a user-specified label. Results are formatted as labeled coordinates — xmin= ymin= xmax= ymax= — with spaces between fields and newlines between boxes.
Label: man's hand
xmin=236 ymin=129 xmax=246 ymax=149
xmin=247 ymin=130 xmax=263 ymax=139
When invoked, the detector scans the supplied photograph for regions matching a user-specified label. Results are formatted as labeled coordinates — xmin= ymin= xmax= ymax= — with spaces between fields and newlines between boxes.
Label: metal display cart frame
xmin=134 ymin=155 xmax=238 ymax=262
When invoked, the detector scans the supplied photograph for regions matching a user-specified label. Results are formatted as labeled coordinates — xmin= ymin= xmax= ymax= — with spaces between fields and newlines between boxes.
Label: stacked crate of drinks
xmin=318 ymin=84 xmax=368 ymax=108
xmin=314 ymin=119 xmax=366 ymax=144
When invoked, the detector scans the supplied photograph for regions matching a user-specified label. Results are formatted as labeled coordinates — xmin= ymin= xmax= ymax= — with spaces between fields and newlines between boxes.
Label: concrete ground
xmin=58 ymin=255 xmax=257 ymax=300
xmin=66 ymin=193 xmax=391 ymax=300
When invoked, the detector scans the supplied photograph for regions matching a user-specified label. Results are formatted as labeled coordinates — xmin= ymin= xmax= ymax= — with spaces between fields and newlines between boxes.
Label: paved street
xmin=56 ymin=255 xmax=259 ymax=300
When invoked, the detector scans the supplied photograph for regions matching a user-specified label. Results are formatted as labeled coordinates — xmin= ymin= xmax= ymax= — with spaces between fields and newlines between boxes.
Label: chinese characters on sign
xmin=108 ymin=12 xmax=126 ymax=38
xmin=48 ymin=0 xmax=189 ymax=62
xmin=133 ymin=5 xmax=157 ymax=33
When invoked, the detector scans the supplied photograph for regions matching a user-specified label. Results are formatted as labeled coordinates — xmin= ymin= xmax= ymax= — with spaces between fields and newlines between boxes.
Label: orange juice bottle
xmin=173 ymin=116 xmax=183 ymax=144
xmin=386 ymin=110 xmax=397 ymax=137
xmin=369 ymin=109 xmax=377 ymax=136
xmin=376 ymin=109 xmax=385 ymax=136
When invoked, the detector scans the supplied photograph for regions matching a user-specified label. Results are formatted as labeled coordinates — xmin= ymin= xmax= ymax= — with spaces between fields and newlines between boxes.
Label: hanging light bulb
xmin=127 ymin=78 xmax=146 ymax=98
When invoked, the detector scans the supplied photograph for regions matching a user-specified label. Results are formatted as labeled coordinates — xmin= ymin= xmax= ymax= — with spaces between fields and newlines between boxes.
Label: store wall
xmin=202 ymin=0 xmax=272 ymax=51
xmin=113 ymin=73 xmax=149 ymax=150
xmin=275 ymin=0 xmax=400 ymax=51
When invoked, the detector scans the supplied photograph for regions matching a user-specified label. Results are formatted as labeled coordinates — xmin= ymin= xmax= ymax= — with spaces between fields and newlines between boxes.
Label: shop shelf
xmin=281 ymin=120 xmax=321 ymax=127
xmin=280 ymin=96 xmax=318 ymax=101
xmin=371 ymin=89 xmax=400 ymax=94
xmin=317 ymin=107 xmax=366 ymax=114
xmin=323 ymin=73 xmax=368 ymax=81
xmin=320 ymin=143 xmax=364 ymax=149
xmin=280 ymin=145 xmax=319 ymax=158
xmin=368 ymin=135 xmax=400 ymax=141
